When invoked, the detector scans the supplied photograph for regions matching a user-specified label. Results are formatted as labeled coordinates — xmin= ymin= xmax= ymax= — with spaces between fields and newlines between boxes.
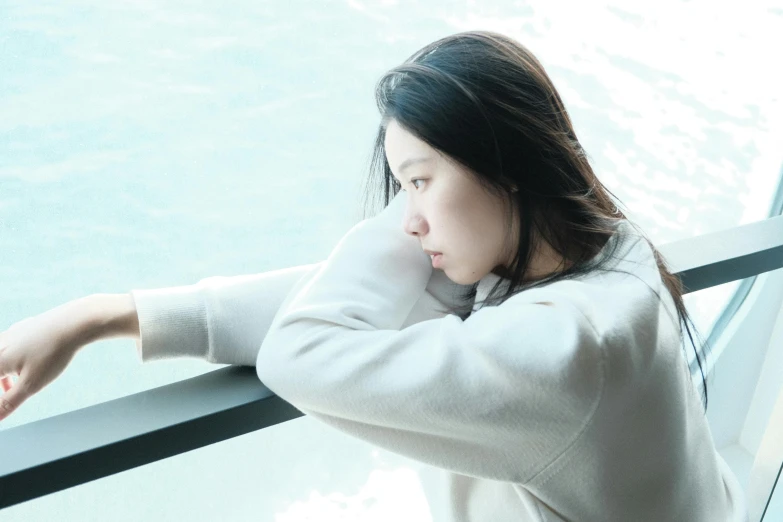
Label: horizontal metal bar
xmin=0 ymin=366 xmax=303 ymax=508
xmin=1 ymin=214 xmax=782 ymax=509
xmin=658 ymin=214 xmax=783 ymax=294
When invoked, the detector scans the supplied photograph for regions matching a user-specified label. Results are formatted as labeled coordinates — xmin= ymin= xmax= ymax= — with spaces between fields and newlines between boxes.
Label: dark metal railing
xmin=1 ymin=213 xmax=782 ymax=511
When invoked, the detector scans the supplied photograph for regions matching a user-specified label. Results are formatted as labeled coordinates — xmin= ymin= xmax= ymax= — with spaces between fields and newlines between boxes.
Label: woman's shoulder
xmin=503 ymin=264 xmax=675 ymax=355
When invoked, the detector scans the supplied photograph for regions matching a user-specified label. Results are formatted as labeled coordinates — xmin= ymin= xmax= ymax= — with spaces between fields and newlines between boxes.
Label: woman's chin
xmin=444 ymin=269 xmax=483 ymax=286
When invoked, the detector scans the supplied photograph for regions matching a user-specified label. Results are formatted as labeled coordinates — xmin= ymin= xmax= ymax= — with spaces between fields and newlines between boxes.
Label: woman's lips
xmin=430 ymin=253 xmax=443 ymax=268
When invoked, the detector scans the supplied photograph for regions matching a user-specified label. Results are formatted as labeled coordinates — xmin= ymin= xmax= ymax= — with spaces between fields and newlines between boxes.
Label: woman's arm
xmin=124 ymin=260 xmax=470 ymax=366
xmin=1 ymin=215 xmax=467 ymax=419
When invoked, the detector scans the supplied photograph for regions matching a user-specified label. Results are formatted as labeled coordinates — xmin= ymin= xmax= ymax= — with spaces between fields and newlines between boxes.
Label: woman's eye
xmin=411 ymin=179 xmax=425 ymax=189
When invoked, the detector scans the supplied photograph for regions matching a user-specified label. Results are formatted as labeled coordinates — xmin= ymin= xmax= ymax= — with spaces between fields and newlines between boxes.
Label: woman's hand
xmin=0 ymin=300 xmax=96 ymax=422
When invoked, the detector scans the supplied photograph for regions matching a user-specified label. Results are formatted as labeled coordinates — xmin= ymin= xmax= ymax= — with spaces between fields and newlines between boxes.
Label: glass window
xmin=2 ymin=0 xmax=781 ymax=518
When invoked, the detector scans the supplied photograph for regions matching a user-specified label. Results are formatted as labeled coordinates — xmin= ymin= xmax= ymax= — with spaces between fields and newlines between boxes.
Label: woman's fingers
xmin=0 ymin=375 xmax=26 ymax=422
xmin=0 ymin=306 xmax=88 ymax=422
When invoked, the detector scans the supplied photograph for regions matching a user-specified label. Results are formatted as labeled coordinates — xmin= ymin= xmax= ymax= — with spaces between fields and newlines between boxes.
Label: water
xmin=1 ymin=0 xmax=781 ymax=520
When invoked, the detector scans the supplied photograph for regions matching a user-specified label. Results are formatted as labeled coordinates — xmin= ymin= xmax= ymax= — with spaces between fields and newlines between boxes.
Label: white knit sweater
xmin=131 ymin=192 xmax=747 ymax=521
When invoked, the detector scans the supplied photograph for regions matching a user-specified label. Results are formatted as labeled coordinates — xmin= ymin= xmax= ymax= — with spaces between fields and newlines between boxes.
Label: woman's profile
xmin=0 ymin=30 xmax=747 ymax=521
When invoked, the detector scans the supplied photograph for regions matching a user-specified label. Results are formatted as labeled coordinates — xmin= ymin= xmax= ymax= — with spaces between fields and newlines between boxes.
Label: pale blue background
xmin=1 ymin=0 xmax=781 ymax=520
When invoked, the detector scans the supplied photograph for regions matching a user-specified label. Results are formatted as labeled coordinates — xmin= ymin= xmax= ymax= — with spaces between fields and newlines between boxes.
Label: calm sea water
xmin=1 ymin=1 xmax=781 ymax=520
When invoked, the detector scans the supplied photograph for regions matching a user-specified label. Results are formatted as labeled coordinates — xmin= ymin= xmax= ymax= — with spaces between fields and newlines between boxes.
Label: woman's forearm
xmin=76 ymin=293 xmax=140 ymax=346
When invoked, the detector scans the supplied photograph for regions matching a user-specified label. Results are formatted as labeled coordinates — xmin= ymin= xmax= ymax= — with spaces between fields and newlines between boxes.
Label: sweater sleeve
xmin=256 ymin=191 xmax=607 ymax=483
xmin=130 ymin=263 xmax=322 ymax=365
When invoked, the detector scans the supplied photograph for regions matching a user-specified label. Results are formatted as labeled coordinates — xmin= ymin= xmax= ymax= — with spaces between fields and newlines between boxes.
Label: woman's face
xmin=384 ymin=119 xmax=517 ymax=285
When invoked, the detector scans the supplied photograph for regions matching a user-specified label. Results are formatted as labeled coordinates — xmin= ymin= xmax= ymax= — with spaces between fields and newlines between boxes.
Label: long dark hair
xmin=359 ymin=30 xmax=711 ymax=412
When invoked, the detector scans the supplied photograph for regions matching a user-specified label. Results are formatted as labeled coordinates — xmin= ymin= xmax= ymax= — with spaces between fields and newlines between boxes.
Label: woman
xmin=0 ymin=31 xmax=747 ymax=520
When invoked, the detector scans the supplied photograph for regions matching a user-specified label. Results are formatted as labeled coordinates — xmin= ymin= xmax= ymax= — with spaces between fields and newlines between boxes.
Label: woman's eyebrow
xmin=398 ymin=156 xmax=432 ymax=173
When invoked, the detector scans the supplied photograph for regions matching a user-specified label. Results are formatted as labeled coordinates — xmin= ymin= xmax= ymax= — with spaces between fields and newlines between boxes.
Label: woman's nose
xmin=403 ymin=209 xmax=428 ymax=237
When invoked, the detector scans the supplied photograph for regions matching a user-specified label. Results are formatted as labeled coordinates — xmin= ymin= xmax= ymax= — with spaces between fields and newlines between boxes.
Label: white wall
xmin=704 ymin=266 xmax=783 ymax=519
xmin=706 ymin=267 xmax=783 ymax=451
